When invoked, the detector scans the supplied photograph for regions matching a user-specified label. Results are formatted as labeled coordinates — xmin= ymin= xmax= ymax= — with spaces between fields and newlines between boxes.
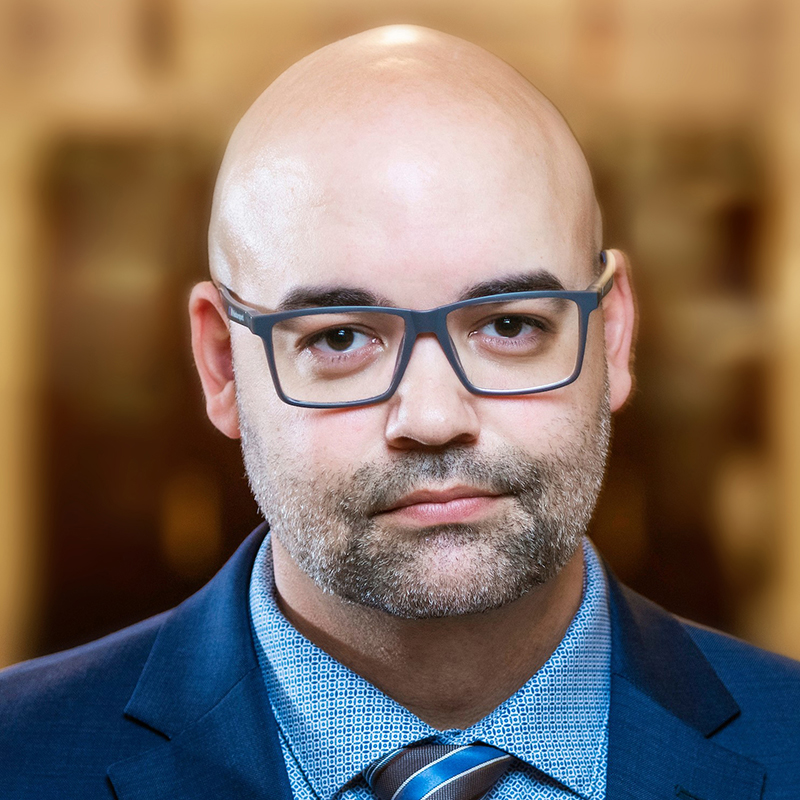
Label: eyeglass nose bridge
xmin=387 ymin=306 xmax=475 ymax=396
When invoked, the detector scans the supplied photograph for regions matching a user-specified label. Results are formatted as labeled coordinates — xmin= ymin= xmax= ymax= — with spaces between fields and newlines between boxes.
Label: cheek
xmin=577 ymin=303 xmax=605 ymax=362
xmin=302 ymin=408 xmax=382 ymax=465
xmin=256 ymin=404 xmax=385 ymax=475
xmin=474 ymin=365 xmax=606 ymax=455
xmin=477 ymin=395 xmax=576 ymax=454
xmin=574 ymin=314 xmax=608 ymax=399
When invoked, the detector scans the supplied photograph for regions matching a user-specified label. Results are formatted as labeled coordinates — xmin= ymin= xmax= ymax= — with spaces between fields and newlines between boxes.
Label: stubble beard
xmin=239 ymin=391 xmax=611 ymax=619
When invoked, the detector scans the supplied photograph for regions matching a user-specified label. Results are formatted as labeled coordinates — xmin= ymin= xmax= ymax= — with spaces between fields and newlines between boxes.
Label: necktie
xmin=366 ymin=742 xmax=513 ymax=800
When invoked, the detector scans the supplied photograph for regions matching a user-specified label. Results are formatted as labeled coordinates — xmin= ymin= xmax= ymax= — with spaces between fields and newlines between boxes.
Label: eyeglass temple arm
xmin=215 ymin=282 xmax=257 ymax=331
xmin=591 ymin=250 xmax=616 ymax=299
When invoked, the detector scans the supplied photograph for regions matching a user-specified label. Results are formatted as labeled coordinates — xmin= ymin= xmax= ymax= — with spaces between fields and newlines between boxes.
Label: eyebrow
xmin=277 ymin=287 xmax=394 ymax=311
xmin=457 ymin=270 xmax=566 ymax=300
xmin=274 ymin=269 xmax=567 ymax=311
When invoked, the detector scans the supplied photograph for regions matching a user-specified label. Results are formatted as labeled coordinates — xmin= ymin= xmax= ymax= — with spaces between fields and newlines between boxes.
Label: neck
xmin=270 ymin=536 xmax=585 ymax=730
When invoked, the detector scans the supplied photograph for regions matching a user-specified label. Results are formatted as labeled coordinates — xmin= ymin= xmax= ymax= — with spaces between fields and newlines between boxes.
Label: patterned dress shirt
xmin=249 ymin=536 xmax=611 ymax=800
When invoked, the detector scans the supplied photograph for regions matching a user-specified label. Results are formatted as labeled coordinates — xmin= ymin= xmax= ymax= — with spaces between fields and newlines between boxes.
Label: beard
xmin=239 ymin=390 xmax=611 ymax=619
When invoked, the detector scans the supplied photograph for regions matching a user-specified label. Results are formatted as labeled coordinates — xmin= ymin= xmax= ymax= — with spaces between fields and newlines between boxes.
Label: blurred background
xmin=1 ymin=0 xmax=799 ymax=669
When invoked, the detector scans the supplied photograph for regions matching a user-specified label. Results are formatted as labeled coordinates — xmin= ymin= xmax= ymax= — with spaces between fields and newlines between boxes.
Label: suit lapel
xmin=108 ymin=667 xmax=292 ymax=800
xmin=605 ymin=570 xmax=766 ymax=800
xmin=607 ymin=674 xmax=764 ymax=800
xmin=108 ymin=524 xmax=294 ymax=800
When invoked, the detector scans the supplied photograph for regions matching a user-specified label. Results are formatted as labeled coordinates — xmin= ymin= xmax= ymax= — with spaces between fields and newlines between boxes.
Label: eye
xmin=478 ymin=315 xmax=540 ymax=338
xmin=308 ymin=327 xmax=375 ymax=354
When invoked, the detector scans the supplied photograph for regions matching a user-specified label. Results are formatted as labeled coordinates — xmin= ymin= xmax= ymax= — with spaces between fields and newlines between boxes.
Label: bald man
xmin=1 ymin=26 xmax=799 ymax=800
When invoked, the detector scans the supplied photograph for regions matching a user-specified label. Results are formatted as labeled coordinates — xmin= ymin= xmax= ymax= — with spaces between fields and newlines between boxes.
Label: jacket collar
xmin=108 ymin=529 xmax=765 ymax=800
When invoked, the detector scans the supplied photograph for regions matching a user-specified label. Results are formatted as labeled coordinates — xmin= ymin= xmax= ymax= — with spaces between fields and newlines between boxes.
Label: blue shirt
xmin=249 ymin=536 xmax=610 ymax=800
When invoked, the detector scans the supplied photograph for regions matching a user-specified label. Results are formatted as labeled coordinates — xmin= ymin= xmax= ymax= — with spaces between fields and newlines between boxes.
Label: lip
xmin=382 ymin=485 xmax=501 ymax=512
xmin=376 ymin=485 xmax=505 ymax=525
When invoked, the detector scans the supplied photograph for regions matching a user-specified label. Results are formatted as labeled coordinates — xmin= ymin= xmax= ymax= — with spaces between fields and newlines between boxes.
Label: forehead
xmin=221 ymin=108 xmax=595 ymax=307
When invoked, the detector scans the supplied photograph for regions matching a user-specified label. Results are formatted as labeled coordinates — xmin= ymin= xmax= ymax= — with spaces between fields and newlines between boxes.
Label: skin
xmin=190 ymin=25 xmax=636 ymax=729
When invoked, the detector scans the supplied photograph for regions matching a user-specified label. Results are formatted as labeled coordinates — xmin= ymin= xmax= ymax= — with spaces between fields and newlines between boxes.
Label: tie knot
xmin=366 ymin=742 xmax=513 ymax=800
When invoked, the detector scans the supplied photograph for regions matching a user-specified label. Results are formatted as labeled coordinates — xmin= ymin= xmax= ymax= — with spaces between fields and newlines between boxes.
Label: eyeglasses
xmin=217 ymin=250 xmax=615 ymax=408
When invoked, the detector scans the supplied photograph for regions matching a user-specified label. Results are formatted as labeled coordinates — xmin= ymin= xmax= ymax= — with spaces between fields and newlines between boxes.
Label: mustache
xmin=335 ymin=447 xmax=550 ymax=517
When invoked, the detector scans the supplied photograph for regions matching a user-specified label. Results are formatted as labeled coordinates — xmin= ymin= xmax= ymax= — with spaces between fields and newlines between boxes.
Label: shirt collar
xmin=250 ymin=537 xmax=610 ymax=800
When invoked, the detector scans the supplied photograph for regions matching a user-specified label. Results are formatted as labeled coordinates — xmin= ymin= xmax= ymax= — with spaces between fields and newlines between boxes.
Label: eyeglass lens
xmin=269 ymin=297 xmax=582 ymax=404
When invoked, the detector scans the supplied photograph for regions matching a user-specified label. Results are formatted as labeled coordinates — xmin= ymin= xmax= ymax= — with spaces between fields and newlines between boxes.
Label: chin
xmin=363 ymin=581 xmax=527 ymax=620
xmin=412 ymin=539 xmax=503 ymax=585
xmin=345 ymin=546 xmax=540 ymax=619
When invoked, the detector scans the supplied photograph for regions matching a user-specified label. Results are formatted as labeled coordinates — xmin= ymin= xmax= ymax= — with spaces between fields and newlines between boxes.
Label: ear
xmin=602 ymin=249 xmax=637 ymax=412
xmin=189 ymin=281 xmax=241 ymax=439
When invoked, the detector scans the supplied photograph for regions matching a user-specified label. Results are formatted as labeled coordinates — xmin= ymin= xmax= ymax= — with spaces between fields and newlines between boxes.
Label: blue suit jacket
xmin=2 ymin=524 xmax=799 ymax=799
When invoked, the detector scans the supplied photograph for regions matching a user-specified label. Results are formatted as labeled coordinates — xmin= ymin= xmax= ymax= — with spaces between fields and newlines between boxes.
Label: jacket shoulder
xmin=682 ymin=618 xmax=800 ymax=794
xmin=608 ymin=565 xmax=800 ymax=709
xmin=683 ymin=619 xmax=800 ymax=692
xmin=0 ymin=613 xmax=168 ymax=798
xmin=682 ymin=618 xmax=800 ymax=723
xmin=1 ymin=611 xmax=166 ymax=709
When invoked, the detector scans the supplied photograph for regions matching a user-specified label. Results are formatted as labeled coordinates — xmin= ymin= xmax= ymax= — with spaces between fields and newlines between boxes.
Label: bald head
xmin=209 ymin=25 xmax=601 ymax=294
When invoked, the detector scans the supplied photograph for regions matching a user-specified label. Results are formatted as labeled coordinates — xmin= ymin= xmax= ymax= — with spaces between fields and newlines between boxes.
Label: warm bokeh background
xmin=1 ymin=0 xmax=799 ymax=669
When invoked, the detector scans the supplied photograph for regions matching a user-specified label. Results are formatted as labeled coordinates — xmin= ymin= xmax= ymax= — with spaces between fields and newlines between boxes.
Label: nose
xmin=384 ymin=333 xmax=480 ymax=450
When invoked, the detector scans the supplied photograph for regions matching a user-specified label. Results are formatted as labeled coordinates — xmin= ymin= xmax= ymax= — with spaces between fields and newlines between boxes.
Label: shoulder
xmin=677 ymin=614 xmax=800 ymax=796
xmin=0 ymin=527 xmax=269 ymax=799
xmin=608 ymin=568 xmax=800 ymax=704
xmin=608 ymin=576 xmax=800 ymax=795
xmin=682 ymin=619 xmax=800 ymax=741
xmin=0 ymin=613 xmax=168 ymax=798
xmin=683 ymin=618 xmax=800 ymax=695
xmin=0 ymin=611 xmax=166 ymax=712
xmin=1 ymin=611 xmax=164 ymax=688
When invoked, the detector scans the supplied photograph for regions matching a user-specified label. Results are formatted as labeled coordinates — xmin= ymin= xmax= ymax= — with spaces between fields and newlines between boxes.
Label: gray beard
xmin=239 ymin=393 xmax=611 ymax=619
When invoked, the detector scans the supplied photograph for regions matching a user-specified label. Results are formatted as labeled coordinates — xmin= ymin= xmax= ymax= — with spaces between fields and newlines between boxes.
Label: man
xmin=1 ymin=25 xmax=798 ymax=800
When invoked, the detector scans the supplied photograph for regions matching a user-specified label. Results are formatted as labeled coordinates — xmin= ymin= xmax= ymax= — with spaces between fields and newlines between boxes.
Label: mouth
xmin=375 ymin=485 xmax=506 ymax=526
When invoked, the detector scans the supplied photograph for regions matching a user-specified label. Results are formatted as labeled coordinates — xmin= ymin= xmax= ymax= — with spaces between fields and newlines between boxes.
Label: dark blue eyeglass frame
xmin=216 ymin=250 xmax=616 ymax=409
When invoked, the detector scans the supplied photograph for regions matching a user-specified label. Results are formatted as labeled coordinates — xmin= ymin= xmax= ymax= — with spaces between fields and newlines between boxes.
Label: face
xmin=227 ymin=106 xmax=613 ymax=618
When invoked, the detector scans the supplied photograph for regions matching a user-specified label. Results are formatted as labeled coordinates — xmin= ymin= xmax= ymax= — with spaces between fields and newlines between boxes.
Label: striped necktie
xmin=365 ymin=742 xmax=514 ymax=800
